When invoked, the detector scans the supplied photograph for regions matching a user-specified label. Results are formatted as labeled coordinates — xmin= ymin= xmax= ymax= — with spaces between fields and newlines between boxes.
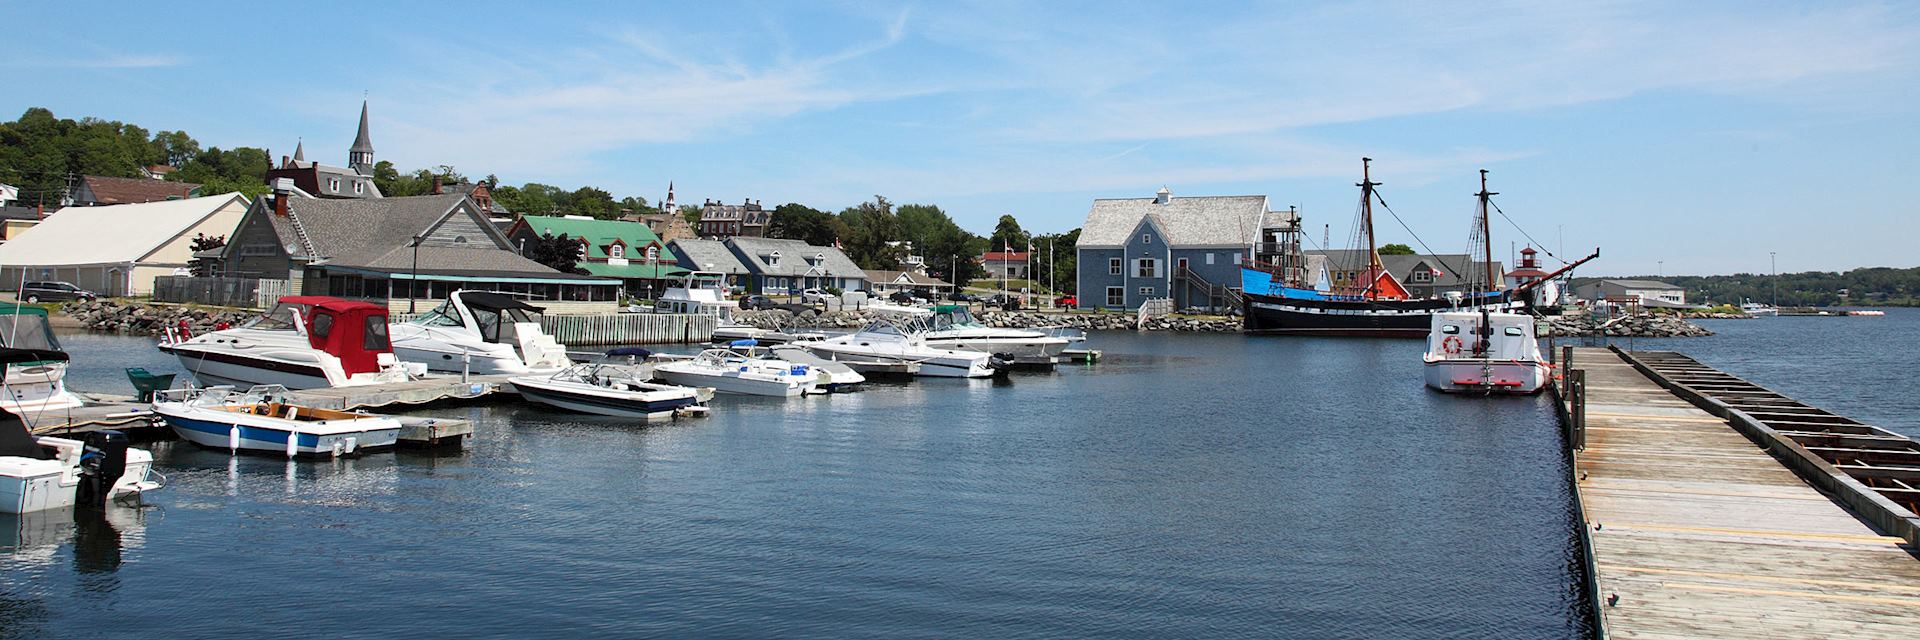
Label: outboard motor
xmin=987 ymin=353 xmax=1015 ymax=375
xmin=76 ymin=430 xmax=130 ymax=509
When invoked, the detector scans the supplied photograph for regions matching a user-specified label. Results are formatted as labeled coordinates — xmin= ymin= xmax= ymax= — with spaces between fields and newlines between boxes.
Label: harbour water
xmin=5 ymin=312 xmax=1910 ymax=638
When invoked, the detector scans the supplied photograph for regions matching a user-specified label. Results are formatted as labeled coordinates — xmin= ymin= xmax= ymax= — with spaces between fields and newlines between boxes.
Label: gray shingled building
xmin=1075 ymin=187 xmax=1275 ymax=310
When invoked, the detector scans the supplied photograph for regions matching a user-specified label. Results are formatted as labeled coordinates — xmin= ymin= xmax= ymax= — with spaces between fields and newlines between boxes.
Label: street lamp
xmin=409 ymin=234 xmax=424 ymax=313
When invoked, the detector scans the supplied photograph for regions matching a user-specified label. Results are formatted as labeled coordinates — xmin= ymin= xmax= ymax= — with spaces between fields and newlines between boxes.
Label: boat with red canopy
xmin=159 ymin=296 xmax=420 ymax=390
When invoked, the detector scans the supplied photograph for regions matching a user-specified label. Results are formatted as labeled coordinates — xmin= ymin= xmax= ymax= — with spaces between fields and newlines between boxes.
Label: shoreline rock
xmin=1537 ymin=313 xmax=1713 ymax=338
xmin=60 ymin=299 xmax=254 ymax=337
xmin=732 ymin=308 xmax=1242 ymax=333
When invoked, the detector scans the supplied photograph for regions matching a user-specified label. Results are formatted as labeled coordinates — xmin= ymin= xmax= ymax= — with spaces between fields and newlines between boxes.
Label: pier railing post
xmin=1571 ymin=369 xmax=1587 ymax=451
xmin=1561 ymin=346 xmax=1574 ymax=400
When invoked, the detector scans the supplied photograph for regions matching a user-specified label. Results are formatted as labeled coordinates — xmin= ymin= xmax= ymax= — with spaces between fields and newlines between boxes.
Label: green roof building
xmin=504 ymin=215 xmax=690 ymax=293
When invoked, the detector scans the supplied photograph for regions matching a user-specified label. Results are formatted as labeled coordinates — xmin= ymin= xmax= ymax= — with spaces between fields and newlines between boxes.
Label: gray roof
xmin=699 ymin=201 xmax=770 ymax=225
xmin=726 ymin=236 xmax=863 ymax=278
xmin=1078 ymin=193 xmax=1270 ymax=248
xmin=864 ymin=270 xmax=953 ymax=287
xmin=1583 ymin=278 xmax=1684 ymax=290
xmin=667 ymin=238 xmax=748 ymax=274
xmin=1307 ymin=250 xmax=1504 ymax=288
xmin=274 ymin=193 xmax=566 ymax=279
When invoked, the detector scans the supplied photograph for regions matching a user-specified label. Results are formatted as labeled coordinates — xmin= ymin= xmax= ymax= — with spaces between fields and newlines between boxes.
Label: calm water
xmin=10 ymin=310 xmax=1909 ymax=639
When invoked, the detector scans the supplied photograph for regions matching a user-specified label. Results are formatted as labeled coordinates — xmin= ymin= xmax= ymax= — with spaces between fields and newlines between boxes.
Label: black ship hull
xmin=1242 ymin=291 xmax=1523 ymax=338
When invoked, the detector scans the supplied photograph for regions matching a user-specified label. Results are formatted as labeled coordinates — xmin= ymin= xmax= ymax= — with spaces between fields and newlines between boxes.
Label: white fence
xmin=391 ymin=311 xmax=718 ymax=346
xmin=151 ymin=276 xmax=290 ymax=308
xmin=1136 ymin=297 xmax=1174 ymax=329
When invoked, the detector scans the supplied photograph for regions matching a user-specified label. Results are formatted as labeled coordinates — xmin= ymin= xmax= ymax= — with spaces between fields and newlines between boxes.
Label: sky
xmin=5 ymin=0 xmax=1917 ymax=276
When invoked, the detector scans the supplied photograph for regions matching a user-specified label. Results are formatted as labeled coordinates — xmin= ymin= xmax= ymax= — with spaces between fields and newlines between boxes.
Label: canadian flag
xmin=1430 ymin=267 xmax=1444 ymax=277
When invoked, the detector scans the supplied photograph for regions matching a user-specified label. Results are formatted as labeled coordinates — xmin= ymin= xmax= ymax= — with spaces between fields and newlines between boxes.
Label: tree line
xmin=763 ymin=195 xmax=1079 ymax=293
xmin=1652 ymin=266 xmax=1920 ymax=307
xmin=0 ymin=107 xmax=272 ymax=204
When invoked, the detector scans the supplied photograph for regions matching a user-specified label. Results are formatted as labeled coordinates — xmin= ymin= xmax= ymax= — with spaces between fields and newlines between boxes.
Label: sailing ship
xmin=1241 ymin=159 xmax=1595 ymax=337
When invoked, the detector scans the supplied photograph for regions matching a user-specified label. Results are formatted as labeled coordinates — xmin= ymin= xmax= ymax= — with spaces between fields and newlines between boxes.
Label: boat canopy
xmin=0 ymin=408 xmax=53 ymax=459
xmin=0 ymin=347 xmax=69 ymax=365
xmin=295 ymin=297 xmax=393 ymax=375
xmin=457 ymin=291 xmax=545 ymax=314
xmin=0 ymin=304 xmax=63 ymax=352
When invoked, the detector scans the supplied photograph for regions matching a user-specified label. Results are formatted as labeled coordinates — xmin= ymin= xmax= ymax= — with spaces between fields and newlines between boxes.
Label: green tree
xmin=1379 ymin=243 xmax=1415 ymax=255
xmin=767 ymin=203 xmax=841 ymax=247
xmin=1032 ymin=228 xmax=1080 ymax=294
xmin=838 ymin=195 xmax=905 ymax=270
xmin=569 ymin=186 xmax=617 ymax=219
xmin=525 ymin=233 xmax=588 ymax=275
xmin=188 ymin=233 xmax=227 ymax=276
xmin=678 ymin=204 xmax=703 ymax=226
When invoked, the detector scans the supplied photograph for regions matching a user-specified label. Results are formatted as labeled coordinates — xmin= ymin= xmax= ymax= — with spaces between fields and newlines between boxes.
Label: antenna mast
xmin=1475 ymin=169 xmax=1498 ymax=290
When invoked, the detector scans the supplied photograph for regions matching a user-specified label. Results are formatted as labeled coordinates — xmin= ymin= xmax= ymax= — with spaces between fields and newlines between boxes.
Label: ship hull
xmin=1243 ymin=291 xmax=1523 ymax=338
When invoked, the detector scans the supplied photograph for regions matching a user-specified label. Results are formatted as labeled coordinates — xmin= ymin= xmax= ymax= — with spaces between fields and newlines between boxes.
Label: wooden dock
xmin=1562 ymin=347 xmax=1920 ymax=638
xmin=280 ymin=374 xmax=518 ymax=411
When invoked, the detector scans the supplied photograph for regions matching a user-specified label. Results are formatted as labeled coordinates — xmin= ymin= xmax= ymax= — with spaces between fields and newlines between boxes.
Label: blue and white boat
xmin=151 ymin=386 xmax=401 ymax=458
xmin=510 ymin=363 xmax=710 ymax=419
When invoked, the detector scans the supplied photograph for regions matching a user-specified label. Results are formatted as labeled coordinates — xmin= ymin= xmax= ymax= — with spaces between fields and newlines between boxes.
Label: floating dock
xmin=1558 ymin=347 xmax=1920 ymax=638
xmin=279 ymin=374 xmax=518 ymax=411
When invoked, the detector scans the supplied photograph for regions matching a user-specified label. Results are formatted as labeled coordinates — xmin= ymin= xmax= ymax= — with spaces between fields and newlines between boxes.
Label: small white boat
xmin=151 ymin=386 xmax=401 ymax=457
xmin=766 ymin=344 xmax=865 ymax=392
xmin=511 ymin=363 xmax=711 ymax=419
xmin=1740 ymin=301 xmax=1779 ymax=317
xmin=160 ymin=296 xmax=420 ymax=390
xmin=1422 ymin=311 xmax=1551 ymax=394
xmin=0 ymin=305 xmax=85 ymax=417
xmin=652 ymin=348 xmax=820 ymax=397
xmin=802 ymin=320 xmax=1003 ymax=378
xmin=390 ymin=291 xmax=571 ymax=374
xmin=920 ymin=305 xmax=1078 ymax=359
xmin=1 ymin=410 xmax=161 ymax=514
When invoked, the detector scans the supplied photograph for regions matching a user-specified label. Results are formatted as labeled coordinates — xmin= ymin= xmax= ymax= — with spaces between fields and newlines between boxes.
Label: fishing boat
xmin=801 ymin=319 xmax=1004 ymax=378
xmin=1739 ymin=301 xmax=1779 ymax=317
xmin=1 ymin=409 xmax=161 ymax=514
xmin=390 ymin=290 xmax=571 ymax=374
xmin=159 ymin=296 xmax=421 ymax=389
xmin=1421 ymin=310 xmax=1551 ymax=394
xmin=151 ymin=386 xmax=401 ymax=457
xmin=652 ymin=348 xmax=820 ymax=397
xmin=0 ymin=304 xmax=85 ymax=417
xmin=1242 ymin=160 xmax=1595 ymax=337
xmin=766 ymin=344 xmax=865 ymax=391
xmin=511 ymin=363 xmax=710 ymax=418
xmin=920 ymin=305 xmax=1077 ymax=359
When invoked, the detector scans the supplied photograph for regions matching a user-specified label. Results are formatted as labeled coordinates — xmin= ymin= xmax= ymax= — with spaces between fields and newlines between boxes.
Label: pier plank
xmin=1568 ymin=348 xmax=1920 ymax=638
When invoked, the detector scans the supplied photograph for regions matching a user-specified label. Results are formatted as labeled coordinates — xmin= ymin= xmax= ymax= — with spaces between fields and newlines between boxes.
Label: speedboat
xmin=151 ymin=386 xmax=401 ymax=458
xmin=159 ymin=296 xmax=421 ymax=390
xmin=511 ymin=363 xmax=711 ymax=419
xmin=0 ymin=304 xmax=85 ymax=417
xmin=652 ymin=347 xmax=819 ymax=397
xmin=1422 ymin=310 xmax=1550 ymax=394
xmin=920 ymin=305 xmax=1077 ymax=359
xmin=801 ymin=320 xmax=1003 ymax=378
xmin=1 ymin=409 xmax=161 ymax=514
xmin=1740 ymin=301 xmax=1779 ymax=317
xmin=767 ymin=344 xmax=865 ymax=392
xmin=391 ymin=290 xmax=571 ymax=374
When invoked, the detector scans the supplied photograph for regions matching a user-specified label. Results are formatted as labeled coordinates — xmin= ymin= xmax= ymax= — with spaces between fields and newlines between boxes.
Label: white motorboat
xmin=1740 ymin=301 xmax=1779 ymax=317
xmin=1422 ymin=310 xmax=1550 ymax=394
xmin=151 ymin=386 xmax=401 ymax=458
xmin=391 ymin=291 xmax=571 ymax=374
xmin=159 ymin=296 xmax=421 ymax=390
xmin=766 ymin=344 xmax=865 ymax=392
xmin=0 ymin=304 xmax=84 ymax=417
xmin=511 ymin=363 xmax=711 ymax=419
xmin=920 ymin=305 xmax=1078 ymax=359
xmin=801 ymin=320 xmax=1004 ymax=378
xmin=1 ymin=410 xmax=161 ymax=514
xmin=652 ymin=348 xmax=820 ymax=397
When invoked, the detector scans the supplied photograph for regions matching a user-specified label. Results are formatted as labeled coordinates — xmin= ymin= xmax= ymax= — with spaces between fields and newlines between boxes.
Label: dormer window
xmin=328 ymin=178 xmax=340 ymax=191
xmin=646 ymin=246 xmax=659 ymax=261
xmin=609 ymin=244 xmax=624 ymax=259
xmin=768 ymin=250 xmax=781 ymax=266
xmin=812 ymin=252 xmax=824 ymax=266
xmin=353 ymin=180 xmax=364 ymax=195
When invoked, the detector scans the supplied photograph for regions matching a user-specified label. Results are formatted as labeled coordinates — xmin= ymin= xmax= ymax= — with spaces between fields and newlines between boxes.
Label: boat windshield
xmin=860 ymin=321 xmax=902 ymax=336
xmin=409 ymin=302 xmax=466 ymax=327
xmin=469 ymin=306 xmax=541 ymax=343
xmin=0 ymin=308 xmax=62 ymax=351
xmin=243 ymin=302 xmax=310 ymax=331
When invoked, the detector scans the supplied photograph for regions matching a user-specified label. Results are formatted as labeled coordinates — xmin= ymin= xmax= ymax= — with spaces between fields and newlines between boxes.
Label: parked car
xmin=946 ymin=291 xmax=978 ymax=303
xmin=800 ymin=288 xmax=833 ymax=303
xmin=1055 ymin=295 xmax=1077 ymax=307
xmin=887 ymin=290 xmax=918 ymax=304
xmin=20 ymin=281 xmax=97 ymax=303
xmin=985 ymin=294 xmax=1021 ymax=311
xmin=739 ymin=295 xmax=777 ymax=310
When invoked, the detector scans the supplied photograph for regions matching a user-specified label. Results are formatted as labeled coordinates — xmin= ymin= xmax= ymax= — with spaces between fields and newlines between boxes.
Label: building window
xmin=328 ymin=178 xmax=340 ymax=191
xmin=646 ymin=246 xmax=658 ymax=261
xmin=1412 ymin=269 xmax=1432 ymax=283
xmin=610 ymin=244 xmax=624 ymax=259
xmin=1205 ymin=253 xmax=1215 ymax=265
xmin=1108 ymin=258 xmax=1121 ymax=275
xmin=352 ymin=181 xmax=364 ymax=195
xmin=1106 ymin=286 xmax=1123 ymax=307
xmin=1141 ymin=233 xmax=1151 ymax=245
xmin=1135 ymin=258 xmax=1157 ymax=278
xmin=1233 ymin=253 xmax=1242 ymax=265
xmin=768 ymin=251 xmax=780 ymax=266
xmin=1138 ymin=286 xmax=1153 ymax=298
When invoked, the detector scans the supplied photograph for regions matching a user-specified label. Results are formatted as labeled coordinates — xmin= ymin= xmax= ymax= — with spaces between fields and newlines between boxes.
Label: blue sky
xmin=6 ymin=1 xmax=1917 ymax=276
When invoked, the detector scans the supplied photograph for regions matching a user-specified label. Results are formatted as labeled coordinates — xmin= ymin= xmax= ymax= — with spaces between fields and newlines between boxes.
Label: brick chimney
xmin=272 ymin=178 xmax=293 ymax=217
xmin=431 ymin=176 xmax=443 ymax=195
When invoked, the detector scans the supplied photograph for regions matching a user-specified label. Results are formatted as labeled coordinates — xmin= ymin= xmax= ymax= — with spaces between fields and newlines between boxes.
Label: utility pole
xmin=1770 ymin=251 xmax=1778 ymax=308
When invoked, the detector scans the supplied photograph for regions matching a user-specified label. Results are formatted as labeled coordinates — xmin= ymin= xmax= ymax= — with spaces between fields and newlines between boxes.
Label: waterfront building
xmin=64 ymin=174 xmax=202 ymax=206
xmin=504 ymin=215 xmax=688 ymax=298
xmin=264 ymin=101 xmax=383 ymax=200
xmin=1075 ymin=187 xmax=1274 ymax=310
xmin=864 ymin=270 xmax=955 ymax=297
xmin=666 ymin=237 xmax=865 ymax=294
xmin=978 ymin=251 xmax=1031 ymax=279
xmin=0 ymin=193 xmax=249 ymax=296
xmin=697 ymin=198 xmax=770 ymax=238
xmin=218 ymin=186 xmax=618 ymax=312
xmin=1572 ymin=278 xmax=1688 ymax=307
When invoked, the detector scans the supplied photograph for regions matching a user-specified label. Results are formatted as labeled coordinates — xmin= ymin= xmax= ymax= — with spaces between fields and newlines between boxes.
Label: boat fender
xmin=1441 ymin=335 xmax=1464 ymax=355
xmin=229 ymin=425 xmax=241 ymax=452
xmin=344 ymin=437 xmax=357 ymax=455
xmin=288 ymin=431 xmax=300 ymax=458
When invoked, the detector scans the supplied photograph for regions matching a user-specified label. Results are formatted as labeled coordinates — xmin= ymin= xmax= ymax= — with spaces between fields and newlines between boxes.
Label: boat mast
xmin=1359 ymin=157 xmax=1382 ymax=299
xmin=1476 ymin=169 xmax=1498 ymax=291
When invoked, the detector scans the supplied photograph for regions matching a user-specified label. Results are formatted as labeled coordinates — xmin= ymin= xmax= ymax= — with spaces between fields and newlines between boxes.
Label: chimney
xmin=281 ymin=155 xmax=290 ymax=168
xmin=1154 ymin=186 xmax=1171 ymax=205
xmin=272 ymin=178 xmax=293 ymax=217
xmin=431 ymin=176 xmax=443 ymax=195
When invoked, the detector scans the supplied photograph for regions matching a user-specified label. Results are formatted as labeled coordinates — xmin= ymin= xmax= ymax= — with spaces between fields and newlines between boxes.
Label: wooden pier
xmin=280 ymin=374 xmax=518 ymax=411
xmin=1560 ymin=347 xmax=1920 ymax=638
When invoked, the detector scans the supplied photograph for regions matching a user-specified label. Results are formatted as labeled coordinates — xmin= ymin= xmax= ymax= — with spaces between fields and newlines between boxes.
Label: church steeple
xmin=292 ymin=138 xmax=305 ymax=164
xmin=348 ymin=99 xmax=374 ymax=175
